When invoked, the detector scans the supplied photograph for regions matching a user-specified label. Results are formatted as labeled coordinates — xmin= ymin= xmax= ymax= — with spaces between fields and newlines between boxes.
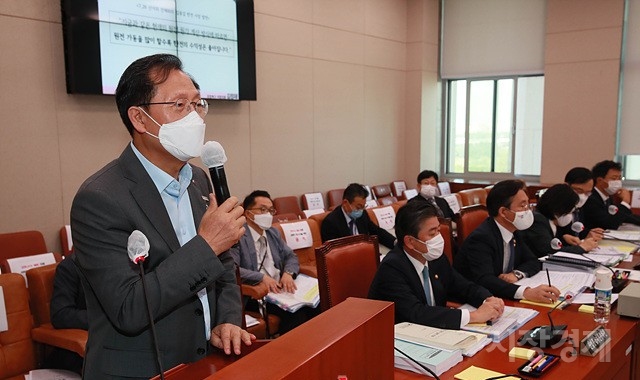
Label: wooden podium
xmin=159 ymin=298 xmax=394 ymax=380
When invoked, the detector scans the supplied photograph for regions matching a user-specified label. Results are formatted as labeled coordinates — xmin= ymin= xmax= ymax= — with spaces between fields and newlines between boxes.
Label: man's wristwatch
xmin=285 ymin=271 xmax=297 ymax=279
xmin=513 ymin=270 xmax=525 ymax=280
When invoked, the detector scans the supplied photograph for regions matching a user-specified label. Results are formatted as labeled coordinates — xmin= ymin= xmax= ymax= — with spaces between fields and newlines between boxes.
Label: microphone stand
xmin=138 ymin=261 xmax=165 ymax=380
xmin=518 ymin=298 xmax=568 ymax=349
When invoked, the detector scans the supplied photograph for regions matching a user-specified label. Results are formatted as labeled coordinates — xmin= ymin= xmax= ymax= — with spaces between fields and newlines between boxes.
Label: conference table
xmin=157 ymin=248 xmax=640 ymax=380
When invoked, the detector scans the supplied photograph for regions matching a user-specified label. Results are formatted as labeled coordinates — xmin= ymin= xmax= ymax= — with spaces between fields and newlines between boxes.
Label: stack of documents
xmin=542 ymin=251 xmax=623 ymax=272
xmin=458 ymin=305 xmax=538 ymax=342
xmin=516 ymin=270 xmax=594 ymax=297
xmin=264 ymin=274 xmax=319 ymax=312
xmin=395 ymin=322 xmax=491 ymax=357
xmin=394 ymin=338 xmax=463 ymax=376
xmin=25 ymin=369 xmax=80 ymax=379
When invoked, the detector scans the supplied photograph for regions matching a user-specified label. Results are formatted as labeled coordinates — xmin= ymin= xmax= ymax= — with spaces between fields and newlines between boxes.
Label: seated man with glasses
xmin=453 ymin=180 xmax=560 ymax=303
xmin=321 ymin=183 xmax=396 ymax=249
xmin=230 ymin=190 xmax=316 ymax=334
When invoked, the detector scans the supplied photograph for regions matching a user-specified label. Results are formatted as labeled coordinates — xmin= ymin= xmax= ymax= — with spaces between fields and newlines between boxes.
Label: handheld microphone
xmin=550 ymin=238 xmax=562 ymax=250
xmin=571 ymin=222 xmax=584 ymax=234
xmin=127 ymin=231 xmax=165 ymax=380
xmin=608 ymin=204 xmax=618 ymax=215
xmin=202 ymin=141 xmax=230 ymax=206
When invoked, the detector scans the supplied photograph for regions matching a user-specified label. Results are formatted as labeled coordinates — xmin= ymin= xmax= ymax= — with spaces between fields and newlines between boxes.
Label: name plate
xmin=579 ymin=325 xmax=611 ymax=356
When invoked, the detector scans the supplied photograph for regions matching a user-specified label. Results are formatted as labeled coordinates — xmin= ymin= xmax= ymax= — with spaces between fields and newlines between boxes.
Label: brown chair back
xmin=273 ymin=219 xmax=322 ymax=277
xmin=371 ymin=184 xmax=392 ymax=199
xmin=457 ymin=204 xmax=489 ymax=246
xmin=0 ymin=230 xmax=47 ymax=261
xmin=308 ymin=211 xmax=330 ymax=231
xmin=272 ymin=213 xmax=300 ymax=223
xmin=0 ymin=273 xmax=36 ymax=378
xmin=315 ymin=235 xmax=380 ymax=311
xmin=390 ymin=181 xmax=407 ymax=199
xmin=1 ymin=253 xmax=63 ymax=275
xmin=458 ymin=188 xmax=488 ymax=207
xmin=326 ymin=189 xmax=345 ymax=210
xmin=25 ymin=263 xmax=58 ymax=326
xmin=438 ymin=218 xmax=455 ymax=263
xmin=273 ymin=196 xmax=305 ymax=219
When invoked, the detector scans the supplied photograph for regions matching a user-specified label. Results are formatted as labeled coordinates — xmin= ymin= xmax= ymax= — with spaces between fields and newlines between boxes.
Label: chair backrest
xmin=308 ymin=211 xmax=330 ymax=231
xmin=457 ymin=204 xmax=489 ymax=246
xmin=377 ymin=196 xmax=397 ymax=206
xmin=457 ymin=188 xmax=488 ymax=207
xmin=371 ymin=184 xmax=392 ymax=199
xmin=326 ymin=189 xmax=345 ymax=210
xmin=60 ymin=225 xmax=73 ymax=256
xmin=315 ymin=235 xmax=380 ymax=311
xmin=1 ymin=252 xmax=63 ymax=277
xmin=25 ymin=263 xmax=58 ymax=327
xmin=0 ymin=273 xmax=36 ymax=378
xmin=273 ymin=196 xmax=305 ymax=219
xmin=390 ymin=181 xmax=407 ymax=199
xmin=438 ymin=218 xmax=455 ymax=263
xmin=366 ymin=205 xmax=396 ymax=230
xmin=0 ymin=230 xmax=47 ymax=262
xmin=301 ymin=192 xmax=325 ymax=211
xmin=272 ymin=219 xmax=322 ymax=277
xmin=272 ymin=213 xmax=300 ymax=223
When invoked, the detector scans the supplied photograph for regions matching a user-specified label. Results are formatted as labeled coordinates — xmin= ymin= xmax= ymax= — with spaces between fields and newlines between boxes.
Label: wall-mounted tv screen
xmin=62 ymin=0 xmax=256 ymax=100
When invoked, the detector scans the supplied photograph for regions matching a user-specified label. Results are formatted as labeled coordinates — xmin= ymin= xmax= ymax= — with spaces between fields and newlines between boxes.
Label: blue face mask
xmin=349 ymin=209 xmax=364 ymax=219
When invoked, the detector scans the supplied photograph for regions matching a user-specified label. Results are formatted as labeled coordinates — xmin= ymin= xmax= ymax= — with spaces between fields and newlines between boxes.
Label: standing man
xmin=411 ymin=170 xmax=456 ymax=219
xmin=368 ymin=201 xmax=503 ymax=329
xmin=453 ymin=180 xmax=560 ymax=303
xmin=231 ymin=190 xmax=316 ymax=334
xmin=321 ymin=183 xmax=396 ymax=249
xmin=582 ymin=160 xmax=640 ymax=230
xmin=71 ymin=54 xmax=253 ymax=379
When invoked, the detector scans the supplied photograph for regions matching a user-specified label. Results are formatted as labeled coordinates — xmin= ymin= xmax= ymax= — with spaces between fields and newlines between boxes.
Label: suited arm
xmin=366 ymin=219 xmax=396 ymax=249
xmin=368 ymin=262 xmax=462 ymax=330
xmin=460 ymin=236 xmax=519 ymax=299
xmin=514 ymin=235 xmax=542 ymax=277
xmin=582 ymin=197 xmax=629 ymax=230
xmin=320 ymin=212 xmax=343 ymax=243
xmin=213 ymin=251 xmax=243 ymax=327
xmin=50 ymin=258 xmax=88 ymax=330
xmin=72 ymin=187 xmax=236 ymax=335
xmin=228 ymin=242 xmax=264 ymax=285
xmin=447 ymin=266 xmax=492 ymax=308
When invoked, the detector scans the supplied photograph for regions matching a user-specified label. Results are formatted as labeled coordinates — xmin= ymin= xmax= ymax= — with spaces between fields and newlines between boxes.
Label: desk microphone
xmin=608 ymin=204 xmax=619 ymax=215
xmin=128 ymin=230 xmax=165 ymax=380
xmin=571 ymin=222 xmax=584 ymax=234
xmin=393 ymin=346 xmax=440 ymax=380
xmin=202 ymin=141 xmax=230 ymax=206
xmin=518 ymin=292 xmax=574 ymax=348
xmin=550 ymin=238 xmax=562 ymax=250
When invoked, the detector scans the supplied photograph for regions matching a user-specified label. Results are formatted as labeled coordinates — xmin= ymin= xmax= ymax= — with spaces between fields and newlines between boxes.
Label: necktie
xmin=257 ymin=236 xmax=267 ymax=270
xmin=507 ymin=238 xmax=515 ymax=272
xmin=257 ymin=236 xmax=278 ymax=280
xmin=422 ymin=266 xmax=434 ymax=306
xmin=429 ymin=198 xmax=444 ymax=218
xmin=348 ymin=219 xmax=356 ymax=235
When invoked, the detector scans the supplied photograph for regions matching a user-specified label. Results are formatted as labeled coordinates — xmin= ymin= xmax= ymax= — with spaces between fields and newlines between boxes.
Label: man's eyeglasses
xmin=138 ymin=98 xmax=209 ymax=117
xmin=249 ymin=207 xmax=277 ymax=215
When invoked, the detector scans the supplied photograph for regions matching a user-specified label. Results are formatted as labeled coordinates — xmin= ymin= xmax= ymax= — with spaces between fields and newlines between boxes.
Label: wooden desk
xmin=159 ymin=298 xmax=395 ymax=380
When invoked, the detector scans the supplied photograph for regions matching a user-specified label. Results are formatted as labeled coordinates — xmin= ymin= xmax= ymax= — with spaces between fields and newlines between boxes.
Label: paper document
xmin=26 ymin=369 xmax=81 ymax=380
xmin=516 ymin=270 xmax=594 ymax=296
xmin=264 ymin=274 xmax=319 ymax=312
xmin=6 ymin=253 xmax=56 ymax=286
xmin=395 ymin=322 xmax=479 ymax=351
xmin=603 ymin=229 xmax=640 ymax=242
xmin=454 ymin=365 xmax=520 ymax=380
xmin=394 ymin=338 xmax=463 ymax=376
xmin=573 ymin=293 xmax=619 ymax=305
xmin=459 ymin=305 xmax=538 ymax=342
xmin=244 ymin=314 xmax=259 ymax=328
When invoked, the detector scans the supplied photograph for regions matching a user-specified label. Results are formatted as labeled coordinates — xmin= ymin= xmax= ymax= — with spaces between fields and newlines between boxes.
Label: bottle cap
xmin=595 ymin=268 xmax=612 ymax=289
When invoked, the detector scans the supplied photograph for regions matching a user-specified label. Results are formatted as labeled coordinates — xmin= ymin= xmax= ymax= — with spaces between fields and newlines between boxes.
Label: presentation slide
xmin=97 ymin=0 xmax=239 ymax=99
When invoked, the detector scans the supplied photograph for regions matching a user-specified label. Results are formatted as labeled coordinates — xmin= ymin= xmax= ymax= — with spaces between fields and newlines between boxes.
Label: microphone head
xmin=571 ymin=221 xmax=584 ymax=233
xmin=127 ymin=230 xmax=150 ymax=264
xmin=550 ymin=238 xmax=562 ymax=250
xmin=201 ymin=141 xmax=227 ymax=168
xmin=608 ymin=205 xmax=618 ymax=215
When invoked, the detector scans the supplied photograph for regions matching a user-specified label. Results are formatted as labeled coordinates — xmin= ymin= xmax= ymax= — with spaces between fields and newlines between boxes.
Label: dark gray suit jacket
xmin=71 ymin=145 xmax=242 ymax=379
xmin=229 ymin=225 xmax=299 ymax=284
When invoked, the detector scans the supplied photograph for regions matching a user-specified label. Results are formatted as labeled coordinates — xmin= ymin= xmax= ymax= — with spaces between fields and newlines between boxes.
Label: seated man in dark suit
xmin=453 ymin=180 xmax=560 ymax=303
xmin=47 ymin=254 xmax=87 ymax=374
xmin=230 ymin=190 xmax=316 ymax=334
xmin=368 ymin=201 xmax=504 ymax=329
xmin=320 ymin=183 xmax=396 ymax=249
xmin=562 ymin=167 xmax=604 ymax=242
xmin=582 ymin=160 xmax=640 ymax=230
xmin=411 ymin=170 xmax=456 ymax=219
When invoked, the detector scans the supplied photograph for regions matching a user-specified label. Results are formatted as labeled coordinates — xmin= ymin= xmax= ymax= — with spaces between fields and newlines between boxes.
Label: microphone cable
xmin=393 ymin=346 xmax=440 ymax=379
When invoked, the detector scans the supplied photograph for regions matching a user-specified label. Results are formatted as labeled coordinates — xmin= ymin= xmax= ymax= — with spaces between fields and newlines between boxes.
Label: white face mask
xmin=605 ymin=180 xmax=622 ymax=195
xmin=576 ymin=193 xmax=589 ymax=208
xmin=252 ymin=213 xmax=273 ymax=230
xmin=413 ymin=234 xmax=445 ymax=261
xmin=420 ymin=184 xmax=438 ymax=198
xmin=140 ymin=109 xmax=206 ymax=162
xmin=508 ymin=209 xmax=534 ymax=230
xmin=555 ymin=213 xmax=573 ymax=227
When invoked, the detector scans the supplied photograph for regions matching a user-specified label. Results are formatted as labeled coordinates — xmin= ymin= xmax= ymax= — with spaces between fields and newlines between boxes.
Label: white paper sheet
xmin=372 ymin=206 xmax=396 ymax=230
xmin=303 ymin=192 xmax=325 ymax=210
xmin=0 ymin=286 xmax=7 ymax=332
xmin=441 ymin=194 xmax=461 ymax=214
xmin=515 ymin=270 xmax=595 ymax=296
xmin=280 ymin=221 xmax=313 ymax=250
xmin=6 ymin=253 xmax=56 ymax=286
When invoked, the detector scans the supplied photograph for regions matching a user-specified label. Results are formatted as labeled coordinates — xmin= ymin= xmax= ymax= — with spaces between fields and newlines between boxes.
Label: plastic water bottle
xmin=594 ymin=268 xmax=612 ymax=324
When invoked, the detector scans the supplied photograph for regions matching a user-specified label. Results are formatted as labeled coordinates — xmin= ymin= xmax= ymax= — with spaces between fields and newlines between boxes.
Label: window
xmin=623 ymin=155 xmax=640 ymax=181
xmin=445 ymin=75 xmax=544 ymax=178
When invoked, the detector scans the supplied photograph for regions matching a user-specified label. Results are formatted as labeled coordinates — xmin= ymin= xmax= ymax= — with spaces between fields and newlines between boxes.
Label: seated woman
xmin=523 ymin=183 xmax=597 ymax=258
